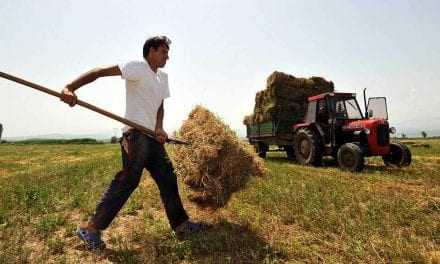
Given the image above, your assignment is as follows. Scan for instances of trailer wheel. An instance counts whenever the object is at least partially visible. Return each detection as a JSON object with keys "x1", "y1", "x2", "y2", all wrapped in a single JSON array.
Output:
[
  {"x1": 254, "y1": 142, "x2": 268, "y2": 159},
  {"x1": 382, "y1": 142, "x2": 412, "y2": 167},
  {"x1": 293, "y1": 128, "x2": 322, "y2": 166},
  {"x1": 285, "y1": 146, "x2": 295, "y2": 160},
  {"x1": 337, "y1": 143, "x2": 365, "y2": 172}
]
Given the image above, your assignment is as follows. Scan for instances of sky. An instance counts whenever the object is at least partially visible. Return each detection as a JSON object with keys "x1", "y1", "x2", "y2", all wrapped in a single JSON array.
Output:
[{"x1": 1, "y1": 0, "x2": 439, "y2": 139}]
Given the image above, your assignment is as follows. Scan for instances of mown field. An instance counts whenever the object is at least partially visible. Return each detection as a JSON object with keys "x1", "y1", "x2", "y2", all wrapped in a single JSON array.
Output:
[{"x1": 0, "y1": 139, "x2": 439, "y2": 263}]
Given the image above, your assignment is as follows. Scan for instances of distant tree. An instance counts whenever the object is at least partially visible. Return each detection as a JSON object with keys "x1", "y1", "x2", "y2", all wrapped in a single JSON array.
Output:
[
  {"x1": 401, "y1": 133, "x2": 407, "y2": 139},
  {"x1": 421, "y1": 131, "x2": 427, "y2": 138},
  {"x1": 110, "y1": 136, "x2": 118, "y2": 144},
  {"x1": 0, "y1": 123, "x2": 3, "y2": 141}
]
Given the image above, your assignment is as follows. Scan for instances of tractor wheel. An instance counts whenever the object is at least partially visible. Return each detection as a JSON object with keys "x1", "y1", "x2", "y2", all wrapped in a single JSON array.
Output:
[
  {"x1": 382, "y1": 142, "x2": 412, "y2": 167},
  {"x1": 293, "y1": 128, "x2": 322, "y2": 166},
  {"x1": 337, "y1": 143, "x2": 365, "y2": 172},
  {"x1": 285, "y1": 146, "x2": 295, "y2": 160},
  {"x1": 254, "y1": 142, "x2": 268, "y2": 159}
]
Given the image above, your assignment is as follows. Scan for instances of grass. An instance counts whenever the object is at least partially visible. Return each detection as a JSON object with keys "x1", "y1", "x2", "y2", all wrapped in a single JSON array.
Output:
[{"x1": 0, "y1": 139, "x2": 439, "y2": 263}]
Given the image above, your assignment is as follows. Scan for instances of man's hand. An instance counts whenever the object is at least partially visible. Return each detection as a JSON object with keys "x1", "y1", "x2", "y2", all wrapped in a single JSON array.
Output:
[
  {"x1": 60, "y1": 87, "x2": 78, "y2": 107},
  {"x1": 155, "y1": 128, "x2": 168, "y2": 145}
]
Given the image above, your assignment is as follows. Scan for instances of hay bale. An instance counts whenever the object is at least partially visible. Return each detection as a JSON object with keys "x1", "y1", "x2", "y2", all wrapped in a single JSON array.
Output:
[
  {"x1": 172, "y1": 106, "x2": 267, "y2": 209},
  {"x1": 245, "y1": 71, "x2": 334, "y2": 128},
  {"x1": 427, "y1": 251, "x2": 440, "y2": 264},
  {"x1": 243, "y1": 114, "x2": 254, "y2": 126}
]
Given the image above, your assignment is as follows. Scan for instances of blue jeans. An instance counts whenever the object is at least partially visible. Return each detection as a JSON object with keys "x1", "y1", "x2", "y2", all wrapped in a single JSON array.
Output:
[{"x1": 90, "y1": 129, "x2": 189, "y2": 230}]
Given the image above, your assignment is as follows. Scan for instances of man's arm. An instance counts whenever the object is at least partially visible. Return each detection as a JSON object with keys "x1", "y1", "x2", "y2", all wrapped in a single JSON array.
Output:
[
  {"x1": 155, "y1": 100, "x2": 168, "y2": 144},
  {"x1": 156, "y1": 101, "x2": 164, "y2": 130},
  {"x1": 61, "y1": 65, "x2": 121, "y2": 106}
]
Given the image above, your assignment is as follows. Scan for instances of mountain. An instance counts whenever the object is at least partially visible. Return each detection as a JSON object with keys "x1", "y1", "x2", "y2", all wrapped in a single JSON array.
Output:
[{"x1": 5, "y1": 132, "x2": 115, "y2": 141}]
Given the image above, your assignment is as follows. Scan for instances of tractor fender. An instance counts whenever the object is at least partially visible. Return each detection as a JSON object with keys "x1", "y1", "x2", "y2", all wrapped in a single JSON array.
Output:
[{"x1": 293, "y1": 123, "x2": 323, "y2": 139}]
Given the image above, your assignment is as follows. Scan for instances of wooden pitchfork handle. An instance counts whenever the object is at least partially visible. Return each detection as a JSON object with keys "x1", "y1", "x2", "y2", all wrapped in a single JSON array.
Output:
[{"x1": 0, "y1": 71, "x2": 189, "y2": 145}]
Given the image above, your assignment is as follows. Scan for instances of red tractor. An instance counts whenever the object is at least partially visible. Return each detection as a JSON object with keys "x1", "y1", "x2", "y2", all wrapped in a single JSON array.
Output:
[{"x1": 246, "y1": 89, "x2": 411, "y2": 172}]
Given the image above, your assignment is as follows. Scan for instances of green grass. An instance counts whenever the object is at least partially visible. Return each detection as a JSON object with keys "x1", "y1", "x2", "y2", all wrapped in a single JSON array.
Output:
[{"x1": 0, "y1": 140, "x2": 439, "y2": 263}]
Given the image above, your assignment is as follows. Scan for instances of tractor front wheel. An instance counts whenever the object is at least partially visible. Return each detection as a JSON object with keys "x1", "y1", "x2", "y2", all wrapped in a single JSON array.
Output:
[
  {"x1": 382, "y1": 142, "x2": 412, "y2": 167},
  {"x1": 337, "y1": 143, "x2": 365, "y2": 172}
]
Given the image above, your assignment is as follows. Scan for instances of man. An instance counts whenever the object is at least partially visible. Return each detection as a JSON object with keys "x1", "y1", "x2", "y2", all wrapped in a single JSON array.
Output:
[{"x1": 61, "y1": 36, "x2": 200, "y2": 250}]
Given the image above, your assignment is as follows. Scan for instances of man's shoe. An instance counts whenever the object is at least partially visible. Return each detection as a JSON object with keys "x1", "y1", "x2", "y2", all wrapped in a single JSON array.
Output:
[
  {"x1": 174, "y1": 220, "x2": 202, "y2": 240},
  {"x1": 76, "y1": 227, "x2": 106, "y2": 250}
]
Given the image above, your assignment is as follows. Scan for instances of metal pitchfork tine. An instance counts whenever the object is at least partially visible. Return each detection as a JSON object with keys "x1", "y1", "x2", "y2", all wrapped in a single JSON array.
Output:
[{"x1": 0, "y1": 71, "x2": 189, "y2": 145}]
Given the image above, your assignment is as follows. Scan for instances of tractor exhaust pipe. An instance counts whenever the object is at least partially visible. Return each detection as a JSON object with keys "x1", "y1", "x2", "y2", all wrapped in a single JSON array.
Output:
[{"x1": 363, "y1": 88, "x2": 368, "y2": 119}]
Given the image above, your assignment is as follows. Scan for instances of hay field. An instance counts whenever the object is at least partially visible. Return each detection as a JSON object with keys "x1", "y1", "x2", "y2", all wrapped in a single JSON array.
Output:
[{"x1": 0, "y1": 139, "x2": 439, "y2": 263}]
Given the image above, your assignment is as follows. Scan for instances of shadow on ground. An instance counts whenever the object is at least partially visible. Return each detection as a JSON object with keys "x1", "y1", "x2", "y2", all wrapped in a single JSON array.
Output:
[
  {"x1": 102, "y1": 219, "x2": 285, "y2": 263},
  {"x1": 266, "y1": 155, "x2": 405, "y2": 174}
]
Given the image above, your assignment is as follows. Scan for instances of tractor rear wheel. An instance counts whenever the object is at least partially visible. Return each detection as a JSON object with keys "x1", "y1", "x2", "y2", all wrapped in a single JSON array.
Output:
[
  {"x1": 337, "y1": 143, "x2": 365, "y2": 172},
  {"x1": 382, "y1": 142, "x2": 412, "y2": 167},
  {"x1": 293, "y1": 128, "x2": 322, "y2": 166}
]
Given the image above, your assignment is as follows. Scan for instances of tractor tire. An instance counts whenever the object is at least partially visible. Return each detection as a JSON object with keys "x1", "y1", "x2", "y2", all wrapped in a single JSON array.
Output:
[
  {"x1": 337, "y1": 143, "x2": 365, "y2": 172},
  {"x1": 293, "y1": 128, "x2": 322, "y2": 166},
  {"x1": 285, "y1": 146, "x2": 295, "y2": 160},
  {"x1": 254, "y1": 142, "x2": 268, "y2": 159},
  {"x1": 382, "y1": 142, "x2": 412, "y2": 167}
]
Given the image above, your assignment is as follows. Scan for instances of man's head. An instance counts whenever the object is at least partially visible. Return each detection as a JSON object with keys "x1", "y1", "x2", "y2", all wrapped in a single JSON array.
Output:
[{"x1": 143, "y1": 36, "x2": 171, "y2": 69}]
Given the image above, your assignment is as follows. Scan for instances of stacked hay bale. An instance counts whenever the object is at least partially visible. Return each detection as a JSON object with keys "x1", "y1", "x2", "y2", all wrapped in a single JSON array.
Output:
[
  {"x1": 244, "y1": 71, "x2": 334, "y2": 133},
  {"x1": 172, "y1": 106, "x2": 267, "y2": 209}
]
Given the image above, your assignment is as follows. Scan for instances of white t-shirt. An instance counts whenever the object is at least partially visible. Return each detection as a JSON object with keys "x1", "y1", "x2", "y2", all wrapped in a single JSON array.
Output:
[{"x1": 118, "y1": 60, "x2": 170, "y2": 132}]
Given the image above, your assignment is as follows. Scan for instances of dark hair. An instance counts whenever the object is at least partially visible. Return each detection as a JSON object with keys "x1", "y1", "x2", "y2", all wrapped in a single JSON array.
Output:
[{"x1": 142, "y1": 36, "x2": 171, "y2": 59}]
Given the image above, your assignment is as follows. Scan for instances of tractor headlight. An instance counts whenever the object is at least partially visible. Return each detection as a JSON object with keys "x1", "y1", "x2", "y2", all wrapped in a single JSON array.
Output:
[
  {"x1": 364, "y1": 128, "x2": 370, "y2": 135},
  {"x1": 389, "y1": 127, "x2": 396, "y2": 134}
]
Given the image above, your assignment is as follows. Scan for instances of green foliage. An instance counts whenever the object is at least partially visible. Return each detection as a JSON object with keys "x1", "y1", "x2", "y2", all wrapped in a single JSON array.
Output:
[
  {"x1": 36, "y1": 215, "x2": 65, "y2": 238},
  {"x1": 114, "y1": 239, "x2": 140, "y2": 264},
  {"x1": 0, "y1": 225, "x2": 31, "y2": 263},
  {"x1": 125, "y1": 197, "x2": 143, "y2": 215}
]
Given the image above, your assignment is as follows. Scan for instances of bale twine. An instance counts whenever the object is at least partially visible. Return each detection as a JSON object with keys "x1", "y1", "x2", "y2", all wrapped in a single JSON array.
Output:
[{"x1": 172, "y1": 106, "x2": 267, "y2": 209}]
